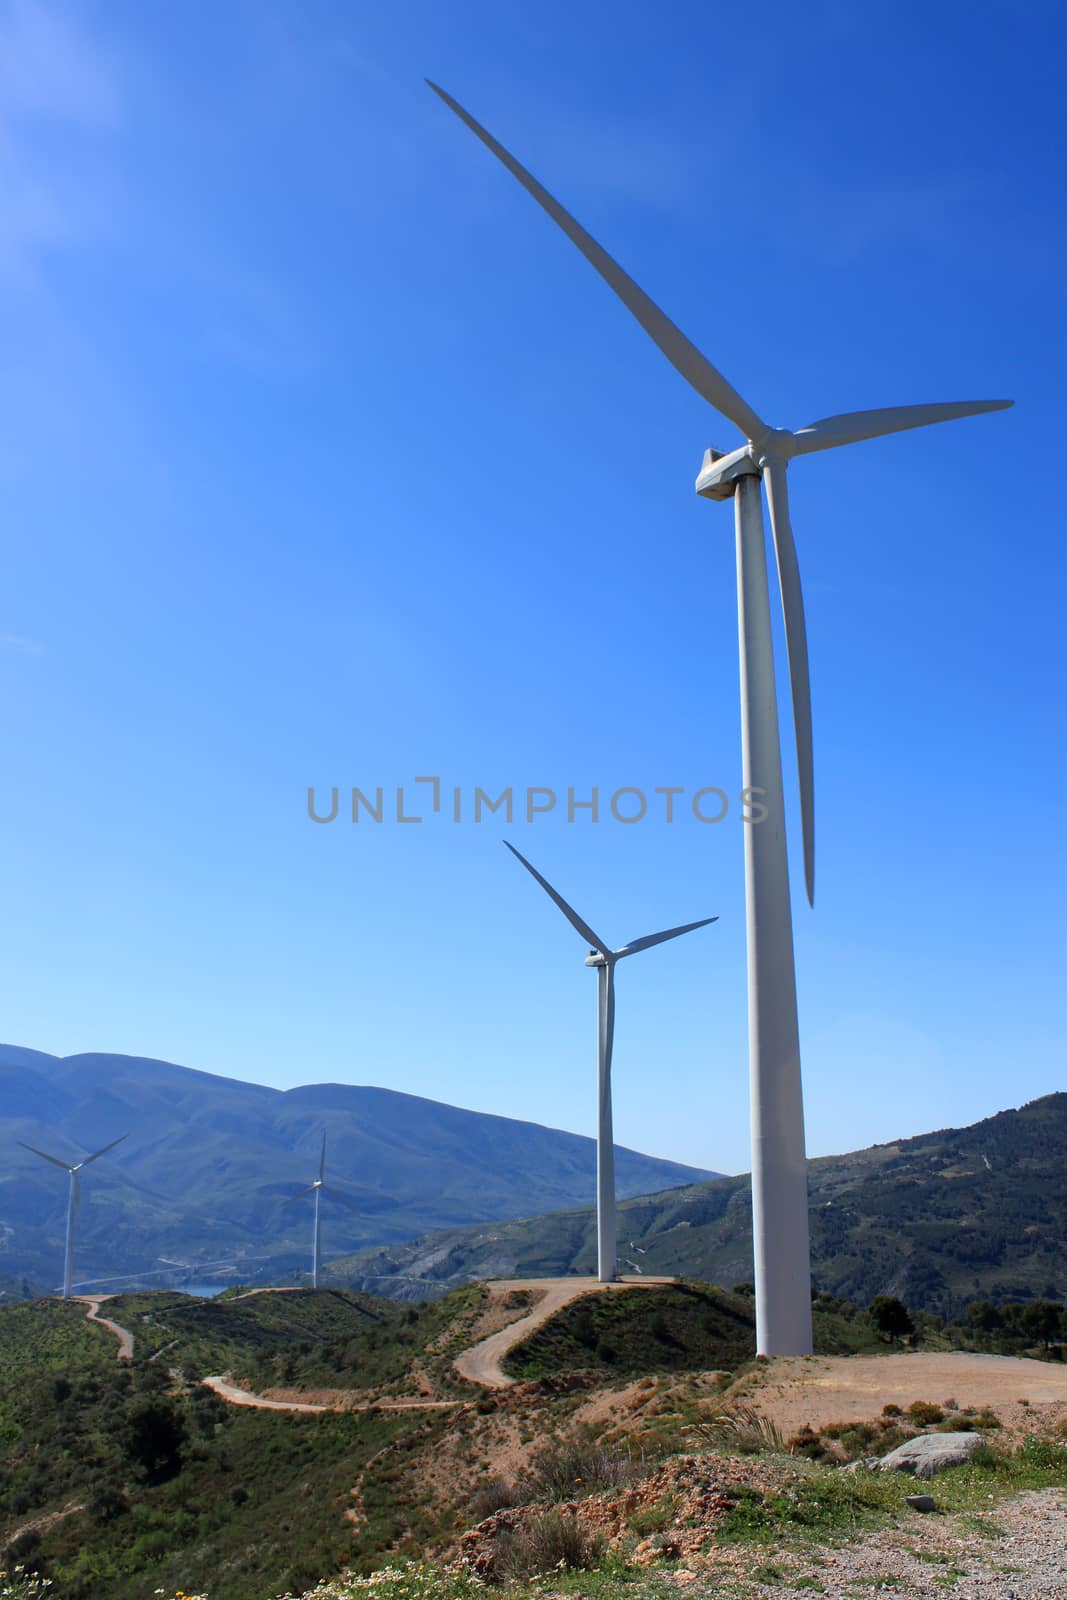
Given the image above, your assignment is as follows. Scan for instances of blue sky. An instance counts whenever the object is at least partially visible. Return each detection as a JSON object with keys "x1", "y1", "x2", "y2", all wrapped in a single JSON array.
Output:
[{"x1": 1, "y1": 0, "x2": 1064, "y2": 1174}]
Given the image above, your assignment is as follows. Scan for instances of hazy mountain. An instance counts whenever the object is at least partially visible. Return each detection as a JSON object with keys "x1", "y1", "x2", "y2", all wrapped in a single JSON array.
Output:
[
  {"x1": 332, "y1": 1093, "x2": 1067, "y2": 1316},
  {"x1": 0, "y1": 1044, "x2": 716, "y2": 1289}
]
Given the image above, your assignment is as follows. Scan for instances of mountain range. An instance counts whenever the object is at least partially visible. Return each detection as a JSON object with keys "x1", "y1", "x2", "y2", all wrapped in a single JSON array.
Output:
[
  {"x1": 0, "y1": 1043, "x2": 715, "y2": 1290},
  {"x1": 334, "y1": 1092, "x2": 1067, "y2": 1317}
]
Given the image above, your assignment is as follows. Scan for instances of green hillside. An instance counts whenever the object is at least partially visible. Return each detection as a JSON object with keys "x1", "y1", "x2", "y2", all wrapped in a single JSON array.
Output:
[
  {"x1": 335, "y1": 1093, "x2": 1067, "y2": 1317},
  {"x1": 0, "y1": 1286, "x2": 491, "y2": 1600}
]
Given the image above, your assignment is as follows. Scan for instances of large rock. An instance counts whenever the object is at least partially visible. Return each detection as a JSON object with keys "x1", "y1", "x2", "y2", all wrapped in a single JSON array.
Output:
[{"x1": 877, "y1": 1431, "x2": 983, "y2": 1479}]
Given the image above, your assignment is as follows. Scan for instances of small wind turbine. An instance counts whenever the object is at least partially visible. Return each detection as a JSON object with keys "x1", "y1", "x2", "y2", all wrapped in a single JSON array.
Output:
[
  {"x1": 287, "y1": 1134, "x2": 359, "y2": 1289},
  {"x1": 428, "y1": 83, "x2": 1013, "y2": 1355},
  {"x1": 17, "y1": 1134, "x2": 128, "y2": 1299},
  {"x1": 505, "y1": 840, "x2": 715, "y2": 1284}
]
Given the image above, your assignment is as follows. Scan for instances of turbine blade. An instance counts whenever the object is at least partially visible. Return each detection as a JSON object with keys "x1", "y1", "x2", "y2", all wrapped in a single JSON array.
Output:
[
  {"x1": 615, "y1": 915, "x2": 718, "y2": 958},
  {"x1": 504, "y1": 840, "x2": 610, "y2": 957},
  {"x1": 319, "y1": 1133, "x2": 326, "y2": 1184},
  {"x1": 789, "y1": 399, "x2": 1012, "y2": 456},
  {"x1": 427, "y1": 82, "x2": 767, "y2": 442},
  {"x1": 763, "y1": 458, "x2": 815, "y2": 907},
  {"x1": 322, "y1": 1186, "x2": 361, "y2": 1213},
  {"x1": 283, "y1": 1186, "x2": 317, "y2": 1205},
  {"x1": 17, "y1": 1140, "x2": 74, "y2": 1173},
  {"x1": 79, "y1": 1132, "x2": 129, "y2": 1168}
]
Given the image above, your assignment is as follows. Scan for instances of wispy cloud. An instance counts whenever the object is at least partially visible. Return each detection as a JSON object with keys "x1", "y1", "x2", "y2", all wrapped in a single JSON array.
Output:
[
  {"x1": 0, "y1": 630, "x2": 44, "y2": 656},
  {"x1": 0, "y1": 0, "x2": 120, "y2": 281},
  {"x1": 0, "y1": 0, "x2": 117, "y2": 124}
]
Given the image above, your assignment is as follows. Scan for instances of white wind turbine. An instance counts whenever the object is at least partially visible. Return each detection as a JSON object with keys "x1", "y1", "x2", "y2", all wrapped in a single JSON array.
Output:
[
  {"x1": 287, "y1": 1134, "x2": 359, "y2": 1289},
  {"x1": 429, "y1": 83, "x2": 1013, "y2": 1355},
  {"x1": 17, "y1": 1133, "x2": 128, "y2": 1299},
  {"x1": 506, "y1": 840, "x2": 716, "y2": 1284}
]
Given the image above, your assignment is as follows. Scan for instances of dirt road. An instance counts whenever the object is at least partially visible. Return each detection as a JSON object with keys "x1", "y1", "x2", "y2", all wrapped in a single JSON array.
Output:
[
  {"x1": 743, "y1": 1349, "x2": 1067, "y2": 1435},
  {"x1": 200, "y1": 1373, "x2": 461, "y2": 1413},
  {"x1": 202, "y1": 1375, "x2": 328, "y2": 1412},
  {"x1": 76, "y1": 1295, "x2": 134, "y2": 1361},
  {"x1": 453, "y1": 1275, "x2": 673, "y2": 1389}
]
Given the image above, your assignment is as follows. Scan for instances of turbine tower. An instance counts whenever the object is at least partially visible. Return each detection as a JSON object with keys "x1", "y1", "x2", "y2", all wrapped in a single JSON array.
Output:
[
  {"x1": 288, "y1": 1134, "x2": 359, "y2": 1289},
  {"x1": 17, "y1": 1134, "x2": 128, "y2": 1299},
  {"x1": 506, "y1": 840, "x2": 716, "y2": 1284},
  {"x1": 428, "y1": 83, "x2": 1013, "y2": 1354}
]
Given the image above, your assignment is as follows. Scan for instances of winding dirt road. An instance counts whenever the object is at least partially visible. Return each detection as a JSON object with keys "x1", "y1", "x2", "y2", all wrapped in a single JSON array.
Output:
[
  {"x1": 196, "y1": 1276, "x2": 673, "y2": 1411},
  {"x1": 76, "y1": 1294, "x2": 134, "y2": 1361},
  {"x1": 202, "y1": 1376, "x2": 328, "y2": 1412},
  {"x1": 453, "y1": 1275, "x2": 673, "y2": 1389},
  {"x1": 200, "y1": 1374, "x2": 461, "y2": 1413}
]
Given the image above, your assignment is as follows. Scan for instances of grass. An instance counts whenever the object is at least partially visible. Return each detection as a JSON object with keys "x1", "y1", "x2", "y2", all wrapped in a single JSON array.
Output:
[
  {"x1": 692, "y1": 1403, "x2": 789, "y2": 1455},
  {"x1": 699, "y1": 1435, "x2": 1067, "y2": 1551},
  {"x1": 289, "y1": 1559, "x2": 685, "y2": 1600}
]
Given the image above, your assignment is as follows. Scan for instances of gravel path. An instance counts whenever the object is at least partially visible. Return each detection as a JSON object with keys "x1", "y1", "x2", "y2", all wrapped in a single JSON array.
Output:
[{"x1": 690, "y1": 1487, "x2": 1067, "y2": 1598}]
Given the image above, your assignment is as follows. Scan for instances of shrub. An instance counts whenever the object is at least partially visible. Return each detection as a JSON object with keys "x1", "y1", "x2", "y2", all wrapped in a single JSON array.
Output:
[
  {"x1": 787, "y1": 1424, "x2": 829, "y2": 1461},
  {"x1": 471, "y1": 1477, "x2": 520, "y2": 1522},
  {"x1": 521, "y1": 1439, "x2": 641, "y2": 1501},
  {"x1": 88, "y1": 1481, "x2": 128, "y2": 1522},
  {"x1": 494, "y1": 1511, "x2": 604, "y2": 1581},
  {"x1": 906, "y1": 1401, "x2": 944, "y2": 1426},
  {"x1": 881, "y1": 1404, "x2": 902, "y2": 1418},
  {"x1": 835, "y1": 1422, "x2": 880, "y2": 1459},
  {"x1": 692, "y1": 1404, "x2": 788, "y2": 1455}
]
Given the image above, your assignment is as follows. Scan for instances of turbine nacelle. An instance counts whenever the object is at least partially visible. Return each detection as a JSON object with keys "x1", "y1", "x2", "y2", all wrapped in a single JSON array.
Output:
[{"x1": 695, "y1": 443, "x2": 761, "y2": 501}]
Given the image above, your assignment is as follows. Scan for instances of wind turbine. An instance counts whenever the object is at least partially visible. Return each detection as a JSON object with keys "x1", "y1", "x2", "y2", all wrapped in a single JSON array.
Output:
[
  {"x1": 287, "y1": 1134, "x2": 359, "y2": 1289},
  {"x1": 17, "y1": 1134, "x2": 128, "y2": 1299},
  {"x1": 505, "y1": 840, "x2": 716, "y2": 1284},
  {"x1": 427, "y1": 83, "x2": 1013, "y2": 1355}
]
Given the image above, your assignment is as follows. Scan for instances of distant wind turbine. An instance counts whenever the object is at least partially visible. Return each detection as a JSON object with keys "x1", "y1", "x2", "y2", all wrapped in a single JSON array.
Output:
[
  {"x1": 17, "y1": 1134, "x2": 128, "y2": 1299},
  {"x1": 287, "y1": 1134, "x2": 359, "y2": 1289},
  {"x1": 428, "y1": 82, "x2": 1013, "y2": 1355},
  {"x1": 505, "y1": 840, "x2": 715, "y2": 1284}
]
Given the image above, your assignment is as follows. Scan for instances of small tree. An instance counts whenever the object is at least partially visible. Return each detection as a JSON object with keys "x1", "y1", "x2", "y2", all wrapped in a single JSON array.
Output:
[
  {"x1": 967, "y1": 1300, "x2": 1003, "y2": 1336},
  {"x1": 123, "y1": 1396, "x2": 186, "y2": 1479},
  {"x1": 868, "y1": 1295, "x2": 914, "y2": 1345},
  {"x1": 1019, "y1": 1299, "x2": 1063, "y2": 1352}
]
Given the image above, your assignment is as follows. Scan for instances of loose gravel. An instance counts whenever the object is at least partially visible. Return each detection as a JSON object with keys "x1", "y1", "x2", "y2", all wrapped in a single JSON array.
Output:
[{"x1": 687, "y1": 1487, "x2": 1067, "y2": 1598}]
